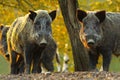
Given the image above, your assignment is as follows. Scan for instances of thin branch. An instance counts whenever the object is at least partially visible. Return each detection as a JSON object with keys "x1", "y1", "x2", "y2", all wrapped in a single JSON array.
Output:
[
  {"x1": 15, "y1": 0, "x2": 28, "y2": 12},
  {"x1": 23, "y1": 0, "x2": 36, "y2": 10},
  {"x1": 0, "y1": 2, "x2": 17, "y2": 9}
]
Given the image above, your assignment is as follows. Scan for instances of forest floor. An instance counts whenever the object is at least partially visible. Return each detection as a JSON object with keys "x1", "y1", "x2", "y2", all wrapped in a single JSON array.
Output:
[{"x1": 0, "y1": 72, "x2": 120, "y2": 80}]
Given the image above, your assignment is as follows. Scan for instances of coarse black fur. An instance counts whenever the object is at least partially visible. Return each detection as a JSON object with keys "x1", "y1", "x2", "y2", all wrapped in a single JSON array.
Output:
[
  {"x1": 77, "y1": 10, "x2": 120, "y2": 71},
  {"x1": 7, "y1": 10, "x2": 57, "y2": 74}
]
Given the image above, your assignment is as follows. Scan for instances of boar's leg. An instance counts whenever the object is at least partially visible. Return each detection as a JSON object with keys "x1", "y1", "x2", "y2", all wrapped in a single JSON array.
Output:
[
  {"x1": 10, "y1": 51, "x2": 18, "y2": 74},
  {"x1": 89, "y1": 51, "x2": 99, "y2": 71},
  {"x1": 42, "y1": 57, "x2": 54, "y2": 72},
  {"x1": 32, "y1": 47, "x2": 45, "y2": 73},
  {"x1": 32, "y1": 52, "x2": 41, "y2": 73},
  {"x1": 102, "y1": 51, "x2": 112, "y2": 71},
  {"x1": 18, "y1": 60, "x2": 24, "y2": 73},
  {"x1": 37, "y1": 61, "x2": 42, "y2": 73},
  {"x1": 24, "y1": 44, "x2": 33, "y2": 74},
  {"x1": 16, "y1": 55, "x2": 24, "y2": 74},
  {"x1": 42, "y1": 61, "x2": 54, "y2": 72}
]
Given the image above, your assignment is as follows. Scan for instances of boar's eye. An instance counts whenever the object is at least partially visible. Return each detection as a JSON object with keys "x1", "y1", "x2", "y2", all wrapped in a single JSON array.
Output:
[
  {"x1": 84, "y1": 24, "x2": 89, "y2": 29},
  {"x1": 83, "y1": 20, "x2": 87, "y2": 26},
  {"x1": 36, "y1": 25, "x2": 41, "y2": 30},
  {"x1": 34, "y1": 21, "x2": 40, "y2": 25},
  {"x1": 46, "y1": 21, "x2": 50, "y2": 26},
  {"x1": 34, "y1": 22, "x2": 41, "y2": 30}
]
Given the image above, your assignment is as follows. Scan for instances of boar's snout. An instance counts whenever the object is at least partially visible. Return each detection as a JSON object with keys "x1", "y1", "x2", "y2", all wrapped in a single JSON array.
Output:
[
  {"x1": 39, "y1": 38, "x2": 47, "y2": 47},
  {"x1": 87, "y1": 39, "x2": 95, "y2": 47}
]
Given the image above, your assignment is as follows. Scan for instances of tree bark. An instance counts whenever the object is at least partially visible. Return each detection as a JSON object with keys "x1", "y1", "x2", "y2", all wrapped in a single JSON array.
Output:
[{"x1": 58, "y1": 0, "x2": 89, "y2": 71}]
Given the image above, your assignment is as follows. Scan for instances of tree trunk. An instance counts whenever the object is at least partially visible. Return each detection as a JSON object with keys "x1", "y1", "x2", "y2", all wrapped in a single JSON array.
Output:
[{"x1": 58, "y1": 0, "x2": 89, "y2": 71}]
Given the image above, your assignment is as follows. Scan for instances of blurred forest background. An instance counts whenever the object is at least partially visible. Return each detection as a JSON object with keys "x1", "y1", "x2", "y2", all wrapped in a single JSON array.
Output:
[{"x1": 0, "y1": 0, "x2": 120, "y2": 74}]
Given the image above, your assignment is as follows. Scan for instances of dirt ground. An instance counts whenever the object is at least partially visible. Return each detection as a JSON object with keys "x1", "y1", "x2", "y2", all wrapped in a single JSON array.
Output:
[{"x1": 0, "y1": 72, "x2": 120, "y2": 80}]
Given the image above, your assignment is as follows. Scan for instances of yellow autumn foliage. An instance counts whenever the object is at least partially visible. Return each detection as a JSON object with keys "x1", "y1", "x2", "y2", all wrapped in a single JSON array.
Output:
[{"x1": 0, "y1": 0, "x2": 120, "y2": 72}]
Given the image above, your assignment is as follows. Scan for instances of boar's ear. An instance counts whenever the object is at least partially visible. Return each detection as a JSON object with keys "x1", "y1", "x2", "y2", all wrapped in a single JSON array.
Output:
[
  {"x1": 29, "y1": 10, "x2": 37, "y2": 21},
  {"x1": 95, "y1": 10, "x2": 106, "y2": 23},
  {"x1": 0, "y1": 25, "x2": 4, "y2": 30},
  {"x1": 77, "y1": 9, "x2": 87, "y2": 22},
  {"x1": 49, "y1": 10, "x2": 56, "y2": 21}
]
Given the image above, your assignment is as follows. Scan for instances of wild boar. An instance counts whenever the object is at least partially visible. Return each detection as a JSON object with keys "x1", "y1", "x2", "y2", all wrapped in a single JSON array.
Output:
[
  {"x1": 0, "y1": 25, "x2": 9, "y2": 60},
  {"x1": 77, "y1": 10, "x2": 120, "y2": 71},
  {"x1": 7, "y1": 10, "x2": 57, "y2": 74},
  {"x1": 0, "y1": 25, "x2": 25, "y2": 73}
]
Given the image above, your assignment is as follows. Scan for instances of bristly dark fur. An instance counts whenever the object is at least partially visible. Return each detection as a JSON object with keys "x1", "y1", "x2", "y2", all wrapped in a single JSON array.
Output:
[
  {"x1": 7, "y1": 10, "x2": 57, "y2": 74},
  {"x1": 77, "y1": 10, "x2": 120, "y2": 71},
  {"x1": 0, "y1": 25, "x2": 9, "y2": 60},
  {"x1": 0, "y1": 25, "x2": 25, "y2": 74}
]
